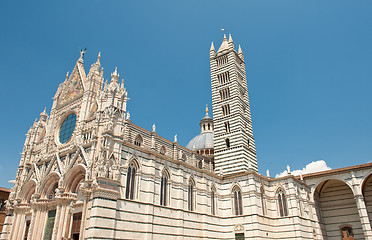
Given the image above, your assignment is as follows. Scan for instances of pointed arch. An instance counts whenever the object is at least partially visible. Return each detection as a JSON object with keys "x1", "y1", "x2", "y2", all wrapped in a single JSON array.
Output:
[
  {"x1": 160, "y1": 168, "x2": 170, "y2": 206},
  {"x1": 276, "y1": 188, "x2": 288, "y2": 217},
  {"x1": 126, "y1": 159, "x2": 139, "y2": 200},
  {"x1": 160, "y1": 145, "x2": 166, "y2": 155},
  {"x1": 232, "y1": 185, "x2": 243, "y2": 216},
  {"x1": 211, "y1": 184, "x2": 217, "y2": 215},
  {"x1": 134, "y1": 134, "x2": 143, "y2": 147},
  {"x1": 188, "y1": 176, "x2": 196, "y2": 211}
]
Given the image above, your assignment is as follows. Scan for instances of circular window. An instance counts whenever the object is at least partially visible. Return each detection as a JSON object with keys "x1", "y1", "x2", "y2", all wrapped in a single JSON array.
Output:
[{"x1": 59, "y1": 113, "x2": 77, "y2": 143}]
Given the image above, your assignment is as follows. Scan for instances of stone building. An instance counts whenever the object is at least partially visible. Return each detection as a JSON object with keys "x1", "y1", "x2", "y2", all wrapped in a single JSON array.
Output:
[
  {"x1": 0, "y1": 188, "x2": 10, "y2": 234},
  {"x1": 1, "y1": 35, "x2": 372, "y2": 240}
]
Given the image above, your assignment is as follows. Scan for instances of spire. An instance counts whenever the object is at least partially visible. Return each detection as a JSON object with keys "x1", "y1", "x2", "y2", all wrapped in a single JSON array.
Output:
[
  {"x1": 238, "y1": 45, "x2": 243, "y2": 54},
  {"x1": 217, "y1": 34, "x2": 229, "y2": 53},
  {"x1": 228, "y1": 33, "x2": 234, "y2": 49},
  {"x1": 121, "y1": 79, "x2": 124, "y2": 89},
  {"x1": 228, "y1": 33, "x2": 233, "y2": 43}
]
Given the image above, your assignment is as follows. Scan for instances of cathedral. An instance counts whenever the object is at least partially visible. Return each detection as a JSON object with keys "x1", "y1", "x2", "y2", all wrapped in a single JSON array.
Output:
[{"x1": 1, "y1": 35, "x2": 372, "y2": 240}]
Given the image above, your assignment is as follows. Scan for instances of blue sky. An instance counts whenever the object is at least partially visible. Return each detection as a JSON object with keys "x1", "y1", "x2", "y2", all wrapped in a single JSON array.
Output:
[{"x1": 0, "y1": 0, "x2": 371, "y2": 188}]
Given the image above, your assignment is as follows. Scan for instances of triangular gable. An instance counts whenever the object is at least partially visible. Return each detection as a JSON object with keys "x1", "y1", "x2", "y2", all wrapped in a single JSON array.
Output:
[{"x1": 59, "y1": 64, "x2": 85, "y2": 106}]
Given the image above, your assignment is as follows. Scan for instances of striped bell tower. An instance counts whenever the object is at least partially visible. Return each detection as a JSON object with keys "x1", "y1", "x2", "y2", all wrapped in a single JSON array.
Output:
[{"x1": 210, "y1": 34, "x2": 258, "y2": 175}]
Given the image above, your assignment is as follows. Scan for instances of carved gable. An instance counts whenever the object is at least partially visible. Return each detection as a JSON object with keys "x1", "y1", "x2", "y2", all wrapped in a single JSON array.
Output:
[{"x1": 59, "y1": 68, "x2": 84, "y2": 106}]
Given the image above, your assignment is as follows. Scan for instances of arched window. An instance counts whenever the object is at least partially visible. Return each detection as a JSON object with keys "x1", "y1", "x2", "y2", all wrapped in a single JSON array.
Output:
[
  {"x1": 260, "y1": 186, "x2": 266, "y2": 215},
  {"x1": 278, "y1": 190, "x2": 288, "y2": 217},
  {"x1": 134, "y1": 135, "x2": 143, "y2": 147},
  {"x1": 188, "y1": 179, "x2": 195, "y2": 211},
  {"x1": 126, "y1": 162, "x2": 137, "y2": 200},
  {"x1": 226, "y1": 138, "x2": 230, "y2": 148},
  {"x1": 233, "y1": 187, "x2": 243, "y2": 216},
  {"x1": 160, "y1": 171, "x2": 169, "y2": 206},
  {"x1": 211, "y1": 186, "x2": 216, "y2": 215},
  {"x1": 160, "y1": 146, "x2": 166, "y2": 155}
]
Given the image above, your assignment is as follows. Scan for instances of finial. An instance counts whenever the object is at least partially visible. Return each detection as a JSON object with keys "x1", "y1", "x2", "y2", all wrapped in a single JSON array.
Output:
[
  {"x1": 121, "y1": 79, "x2": 124, "y2": 89},
  {"x1": 266, "y1": 169, "x2": 270, "y2": 177},
  {"x1": 229, "y1": 33, "x2": 233, "y2": 43},
  {"x1": 111, "y1": 67, "x2": 119, "y2": 83},
  {"x1": 97, "y1": 52, "x2": 101, "y2": 63},
  {"x1": 205, "y1": 104, "x2": 209, "y2": 114},
  {"x1": 65, "y1": 71, "x2": 69, "y2": 81},
  {"x1": 210, "y1": 42, "x2": 215, "y2": 51},
  {"x1": 223, "y1": 34, "x2": 227, "y2": 40},
  {"x1": 40, "y1": 107, "x2": 47, "y2": 121}
]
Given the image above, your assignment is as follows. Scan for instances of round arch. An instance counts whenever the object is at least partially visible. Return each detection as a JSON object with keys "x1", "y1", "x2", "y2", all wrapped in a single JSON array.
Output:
[
  {"x1": 361, "y1": 173, "x2": 372, "y2": 228},
  {"x1": 64, "y1": 164, "x2": 86, "y2": 193},
  {"x1": 40, "y1": 172, "x2": 60, "y2": 199},
  {"x1": 314, "y1": 179, "x2": 363, "y2": 240},
  {"x1": 20, "y1": 180, "x2": 37, "y2": 203}
]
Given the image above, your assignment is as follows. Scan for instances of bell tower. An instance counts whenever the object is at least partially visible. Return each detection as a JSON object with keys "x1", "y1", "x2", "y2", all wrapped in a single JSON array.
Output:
[{"x1": 210, "y1": 34, "x2": 257, "y2": 175}]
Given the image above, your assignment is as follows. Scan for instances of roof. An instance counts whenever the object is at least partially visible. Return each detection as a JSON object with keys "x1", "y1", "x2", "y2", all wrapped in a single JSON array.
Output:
[{"x1": 186, "y1": 132, "x2": 214, "y2": 151}]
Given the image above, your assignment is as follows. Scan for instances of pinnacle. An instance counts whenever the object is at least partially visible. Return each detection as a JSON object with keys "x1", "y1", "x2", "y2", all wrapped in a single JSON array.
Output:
[
  {"x1": 97, "y1": 52, "x2": 101, "y2": 64},
  {"x1": 229, "y1": 34, "x2": 233, "y2": 43},
  {"x1": 210, "y1": 42, "x2": 215, "y2": 51},
  {"x1": 238, "y1": 45, "x2": 243, "y2": 54}
]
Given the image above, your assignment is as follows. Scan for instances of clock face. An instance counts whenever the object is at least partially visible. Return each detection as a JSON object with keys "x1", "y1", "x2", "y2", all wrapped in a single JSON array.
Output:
[{"x1": 59, "y1": 113, "x2": 77, "y2": 144}]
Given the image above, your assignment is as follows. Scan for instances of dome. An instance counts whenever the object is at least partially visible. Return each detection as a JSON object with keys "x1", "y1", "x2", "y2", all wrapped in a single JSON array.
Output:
[{"x1": 186, "y1": 132, "x2": 214, "y2": 151}]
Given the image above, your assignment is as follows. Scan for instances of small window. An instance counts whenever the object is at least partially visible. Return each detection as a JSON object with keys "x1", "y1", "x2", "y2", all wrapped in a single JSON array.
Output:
[
  {"x1": 188, "y1": 179, "x2": 195, "y2": 211},
  {"x1": 160, "y1": 146, "x2": 166, "y2": 155},
  {"x1": 160, "y1": 173, "x2": 168, "y2": 206},
  {"x1": 126, "y1": 162, "x2": 137, "y2": 200},
  {"x1": 235, "y1": 233, "x2": 244, "y2": 240},
  {"x1": 224, "y1": 122, "x2": 230, "y2": 133},
  {"x1": 182, "y1": 153, "x2": 187, "y2": 162},
  {"x1": 278, "y1": 190, "x2": 288, "y2": 217},
  {"x1": 226, "y1": 138, "x2": 230, "y2": 148},
  {"x1": 211, "y1": 187, "x2": 216, "y2": 215},
  {"x1": 233, "y1": 188, "x2": 243, "y2": 216},
  {"x1": 134, "y1": 135, "x2": 143, "y2": 147}
]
